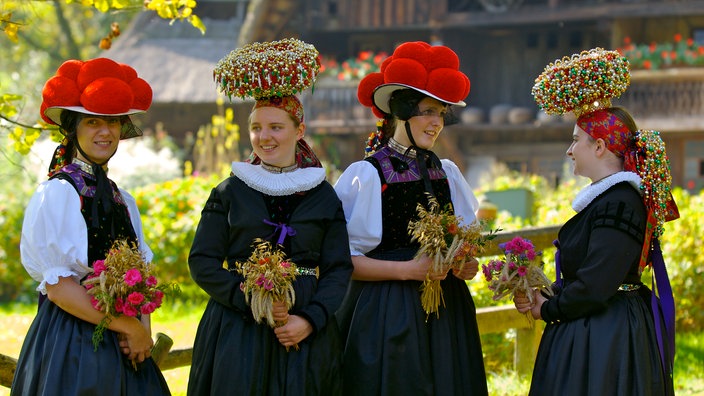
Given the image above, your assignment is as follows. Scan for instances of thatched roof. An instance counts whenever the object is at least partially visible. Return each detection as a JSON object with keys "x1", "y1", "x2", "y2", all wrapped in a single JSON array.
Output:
[{"x1": 105, "y1": 1, "x2": 247, "y2": 104}]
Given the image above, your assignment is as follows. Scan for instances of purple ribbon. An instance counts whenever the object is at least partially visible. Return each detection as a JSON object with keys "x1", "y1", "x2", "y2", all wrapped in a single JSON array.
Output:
[
  {"x1": 553, "y1": 239, "x2": 563, "y2": 287},
  {"x1": 650, "y1": 238, "x2": 675, "y2": 371},
  {"x1": 263, "y1": 219, "x2": 296, "y2": 245}
]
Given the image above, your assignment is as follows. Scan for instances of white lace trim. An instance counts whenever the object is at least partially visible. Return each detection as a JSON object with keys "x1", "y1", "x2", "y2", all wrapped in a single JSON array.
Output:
[
  {"x1": 572, "y1": 172, "x2": 641, "y2": 213},
  {"x1": 231, "y1": 162, "x2": 325, "y2": 196}
]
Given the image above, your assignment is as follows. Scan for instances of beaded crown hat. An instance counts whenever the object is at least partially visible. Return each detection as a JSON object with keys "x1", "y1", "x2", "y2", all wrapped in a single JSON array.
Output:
[
  {"x1": 533, "y1": 47, "x2": 678, "y2": 264},
  {"x1": 532, "y1": 48, "x2": 630, "y2": 117},
  {"x1": 213, "y1": 38, "x2": 320, "y2": 101},
  {"x1": 213, "y1": 38, "x2": 323, "y2": 168},
  {"x1": 40, "y1": 58, "x2": 153, "y2": 139}
]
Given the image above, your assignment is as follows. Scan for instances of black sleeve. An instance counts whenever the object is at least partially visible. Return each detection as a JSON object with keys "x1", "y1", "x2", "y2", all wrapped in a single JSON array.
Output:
[
  {"x1": 188, "y1": 185, "x2": 249, "y2": 312},
  {"x1": 297, "y1": 201, "x2": 353, "y2": 334},
  {"x1": 541, "y1": 199, "x2": 645, "y2": 323}
]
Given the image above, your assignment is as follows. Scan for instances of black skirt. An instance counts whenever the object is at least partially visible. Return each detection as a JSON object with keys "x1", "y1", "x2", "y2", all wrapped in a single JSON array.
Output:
[
  {"x1": 338, "y1": 249, "x2": 488, "y2": 396},
  {"x1": 529, "y1": 288, "x2": 674, "y2": 396},
  {"x1": 11, "y1": 300, "x2": 170, "y2": 396},
  {"x1": 187, "y1": 281, "x2": 344, "y2": 396}
]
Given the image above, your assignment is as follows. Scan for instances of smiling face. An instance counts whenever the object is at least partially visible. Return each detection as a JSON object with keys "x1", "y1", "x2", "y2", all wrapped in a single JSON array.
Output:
[
  {"x1": 74, "y1": 115, "x2": 122, "y2": 165},
  {"x1": 249, "y1": 106, "x2": 304, "y2": 168},
  {"x1": 393, "y1": 97, "x2": 447, "y2": 150}
]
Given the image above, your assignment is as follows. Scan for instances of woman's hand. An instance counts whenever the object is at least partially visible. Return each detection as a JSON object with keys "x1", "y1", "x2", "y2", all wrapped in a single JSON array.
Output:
[
  {"x1": 273, "y1": 315, "x2": 313, "y2": 347},
  {"x1": 452, "y1": 258, "x2": 479, "y2": 280},
  {"x1": 513, "y1": 291, "x2": 533, "y2": 313},
  {"x1": 514, "y1": 289, "x2": 546, "y2": 320},
  {"x1": 272, "y1": 301, "x2": 289, "y2": 323},
  {"x1": 405, "y1": 255, "x2": 448, "y2": 281},
  {"x1": 119, "y1": 320, "x2": 154, "y2": 362}
]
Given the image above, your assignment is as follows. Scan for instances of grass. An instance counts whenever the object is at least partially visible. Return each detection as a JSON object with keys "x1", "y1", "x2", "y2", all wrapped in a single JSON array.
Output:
[{"x1": 1, "y1": 302, "x2": 703, "y2": 396}]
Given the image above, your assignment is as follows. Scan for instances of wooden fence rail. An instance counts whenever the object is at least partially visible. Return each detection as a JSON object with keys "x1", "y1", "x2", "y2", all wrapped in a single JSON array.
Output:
[{"x1": 0, "y1": 225, "x2": 562, "y2": 388}]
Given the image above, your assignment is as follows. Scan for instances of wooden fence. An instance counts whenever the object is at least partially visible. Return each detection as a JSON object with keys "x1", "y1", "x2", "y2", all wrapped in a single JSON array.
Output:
[{"x1": 0, "y1": 225, "x2": 561, "y2": 389}]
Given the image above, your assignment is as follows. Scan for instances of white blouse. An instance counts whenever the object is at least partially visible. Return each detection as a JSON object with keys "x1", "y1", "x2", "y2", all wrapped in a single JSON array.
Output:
[
  {"x1": 20, "y1": 178, "x2": 152, "y2": 294},
  {"x1": 334, "y1": 159, "x2": 479, "y2": 257}
]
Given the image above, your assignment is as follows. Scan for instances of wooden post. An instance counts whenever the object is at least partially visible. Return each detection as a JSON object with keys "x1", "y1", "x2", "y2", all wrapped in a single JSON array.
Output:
[
  {"x1": 514, "y1": 320, "x2": 543, "y2": 376},
  {"x1": 0, "y1": 353, "x2": 17, "y2": 388}
]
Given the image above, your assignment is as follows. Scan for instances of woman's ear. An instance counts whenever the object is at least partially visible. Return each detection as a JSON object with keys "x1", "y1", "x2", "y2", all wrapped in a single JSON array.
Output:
[
  {"x1": 297, "y1": 122, "x2": 306, "y2": 140},
  {"x1": 593, "y1": 138, "x2": 608, "y2": 157}
]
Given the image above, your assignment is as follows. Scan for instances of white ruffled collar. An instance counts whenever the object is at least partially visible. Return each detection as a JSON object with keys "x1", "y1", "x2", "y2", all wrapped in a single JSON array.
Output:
[
  {"x1": 231, "y1": 162, "x2": 325, "y2": 196},
  {"x1": 572, "y1": 171, "x2": 641, "y2": 213}
]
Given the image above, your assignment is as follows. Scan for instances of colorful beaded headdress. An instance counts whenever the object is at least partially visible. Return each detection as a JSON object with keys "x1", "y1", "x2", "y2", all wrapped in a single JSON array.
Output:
[
  {"x1": 214, "y1": 38, "x2": 320, "y2": 101},
  {"x1": 214, "y1": 38, "x2": 323, "y2": 168},
  {"x1": 532, "y1": 48, "x2": 630, "y2": 118}
]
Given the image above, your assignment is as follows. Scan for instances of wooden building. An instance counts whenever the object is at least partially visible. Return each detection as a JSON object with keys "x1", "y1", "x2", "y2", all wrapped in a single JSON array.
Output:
[{"x1": 109, "y1": 0, "x2": 704, "y2": 190}]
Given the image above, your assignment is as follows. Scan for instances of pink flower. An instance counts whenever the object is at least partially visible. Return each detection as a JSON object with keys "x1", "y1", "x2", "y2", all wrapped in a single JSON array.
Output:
[
  {"x1": 517, "y1": 266, "x2": 528, "y2": 276},
  {"x1": 127, "y1": 291, "x2": 145, "y2": 306},
  {"x1": 92, "y1": 260, "x2": 106, "y2": 275},
  {"x1": 256, "y1": 274, "x2": 266, "y2": 286},
  {"x1": 145, "y1": 275, "x2": 158, "y2": 287},
  {"x1": 153, "y1": 290, "x2": 164, "y2": 305},
  {"x1": 124, "y1": 268, "x2": 143, "y2": 286},
  {"x1": 114, "y1": 298, "x2": 125, "y2": 313},
  {"x1": 140, "y1": 302, "x2": 158, "y2": 315},
  {"x1": 122, "y1": 304, "x2": 138, "y2": 317},
  {"x1": 264, "y1": 279, "x2": 274, "y2": 291},
  {"x1": 90, "y1": 296, "x2": 101, "y2": 310},
  {"x1": 281, "y1": 261, "x2": 291, "y2": 268}
]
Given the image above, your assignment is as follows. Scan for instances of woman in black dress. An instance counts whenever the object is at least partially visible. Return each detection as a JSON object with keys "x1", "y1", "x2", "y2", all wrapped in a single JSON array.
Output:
[
  {"x1": 187, "y1": 39, "x2": 353, "y2": 396},
  {"x1": 12, "y1": 58, "x2": 170, "y2": 395},
  {"x1": 515, "y1": 48, "x2": 677, "y2": 396},
  {"x1": 334, "y1": 41, "x2": 488, "y2": 396}
]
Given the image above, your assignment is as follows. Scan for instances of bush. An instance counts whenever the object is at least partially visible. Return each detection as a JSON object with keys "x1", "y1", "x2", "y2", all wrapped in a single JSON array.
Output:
[{"x1": 131, "y1": 174, "x2": 224, "y2": 304}]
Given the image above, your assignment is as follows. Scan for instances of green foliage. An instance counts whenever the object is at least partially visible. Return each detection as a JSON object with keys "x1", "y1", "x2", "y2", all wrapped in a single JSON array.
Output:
[
  {"x1": 673, "y1": 330, "x2": 704, "y2": 394},
  {"x1": 0, "y1": 141, "x2": 38, "y2": 302},
  {"x1": 660, "y1": 188, "x2": 704, "y2": 331},
  {"x1": 130, "y1": 174, "x2": 224, "y2": 304}
]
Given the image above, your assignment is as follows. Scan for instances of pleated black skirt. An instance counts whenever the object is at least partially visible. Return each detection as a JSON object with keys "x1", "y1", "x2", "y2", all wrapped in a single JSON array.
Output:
[
  {"x1": 187, "y1": 294, "x2": 344, "y2": 395},
  {"x1": 339, "y1": 249, "x2": 488, "y2": 396},
  {"x1": 11, "y1": 300, "x2": 170, "y2": 396},
  {"x1": 529, "y1": 289, "x2": 674, "y2": 396}
]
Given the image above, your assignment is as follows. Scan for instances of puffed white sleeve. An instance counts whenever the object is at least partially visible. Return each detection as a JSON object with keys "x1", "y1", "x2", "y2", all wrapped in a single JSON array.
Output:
[
  {"x1": 442, "y1": 159, "x2": 479, "y2": 226},
  {"x1": 333, "y1": 160, "x2": 383, "y2": 256},
  {"x1": 20, "y1": 179, "x2": 91, "y2": 294},
  {"x1": 120, "y1": 188, "x2": 153, "y2": 264}
]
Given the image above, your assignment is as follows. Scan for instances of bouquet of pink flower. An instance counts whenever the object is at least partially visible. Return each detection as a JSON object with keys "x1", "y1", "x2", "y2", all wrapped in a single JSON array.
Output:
[
  {"x1": 82, "y1": 239, "x2": 174, "y2": 352},
  {"x1": 235, "y1": 239, "x2": 299, "y2": 328},
  {"x1": 408, "y1": 197, "x2": 496, "y2": 319},
  {"x1": 482, "y1": 236, "x2": 553, "y2": 306}
]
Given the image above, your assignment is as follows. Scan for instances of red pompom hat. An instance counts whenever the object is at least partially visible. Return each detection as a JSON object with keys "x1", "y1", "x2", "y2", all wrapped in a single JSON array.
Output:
[
  {"x1": 357, "y1": 41, "x2": 470, "y2": 118},
  {"x1": 40, "y1": 58, "x2": 153, "y2": 139}
]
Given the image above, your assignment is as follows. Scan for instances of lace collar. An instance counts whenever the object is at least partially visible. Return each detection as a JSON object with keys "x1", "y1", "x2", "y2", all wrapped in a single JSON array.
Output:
[
  {"x1": 231, "y1": 162, "x2": 325, "y2": 196},
  {"x1": 572, "y1": 171, "x2": 641, "y2": 213}
]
